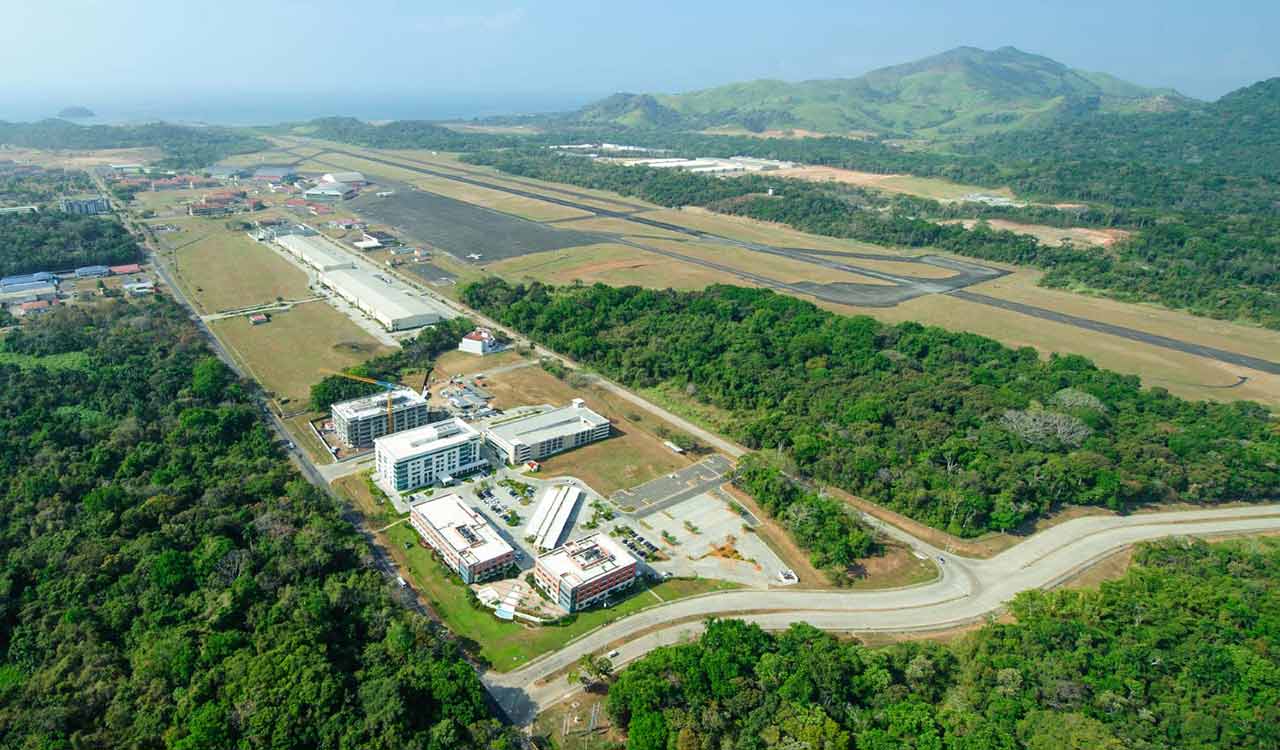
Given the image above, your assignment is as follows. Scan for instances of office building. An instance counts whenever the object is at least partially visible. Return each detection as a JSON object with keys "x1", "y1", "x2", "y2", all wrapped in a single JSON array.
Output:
[
  {"x1": 375, "y1": 418, "x2": 486, "y2": 492},
  {"x1": 410, "y1": 493, "x2": 514, "y2": 583},
  {"x1": 485, "y1": 399, "x2": 611, "y2": 464},
  {"x1": 332, "y1": 389, "x2": 433, "y2": 449},
  {"x1": 534, "y1": 533, "x2": 637, "y2": 612}
]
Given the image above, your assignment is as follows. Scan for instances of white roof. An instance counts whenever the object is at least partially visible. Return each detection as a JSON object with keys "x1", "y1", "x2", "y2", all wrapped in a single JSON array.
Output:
[
  {"x1": 538, "y1": 533, "x2": 636, "y2": 589},
  {"x1": 276, "y1": 233, "x2": 354, "y2": 271},
  {"x1": 486, "y1": 401, "x2": 609, "y2": 449},
  {"x1": 332, "y1": 389, "x2": 426, "y2": 420},
  {"x1": 411, "y1": 493, "x2": 513, "y2": 566},
  {"x1": 375, "y1": 417, "x2": 478, "y2": 461},
  {"x1": 319, "y1": 267, "x2": 451, "y2": 326},
  {"x1": 323, "y1": 171, "x2": 365, "y2": 183},
  {"x1": 527, "y1": 485, "x2": 582, "y2": 551},
  {"x1": 305, "y1": 182, "x2": 351, "y2": 195}
]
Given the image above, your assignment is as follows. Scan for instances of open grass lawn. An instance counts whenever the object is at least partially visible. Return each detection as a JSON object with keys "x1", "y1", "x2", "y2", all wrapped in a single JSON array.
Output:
[
  {"x1": 532, "y1": 691, "x2": 620, "y2": 750},
  {"x1": 209, "y1": 303, "x2": 393, "y2": 405},
  {"x1": 334, "y1": 473, "x2": 404, "y2": 527},
  {"x1": 375, "y1": 520, "x2": 737, "y2": 671},
  {"x1": 285, "y1": 413, "x2": 334, "y2": 465},
  {"x1": 169, "y1": 226, "x2": 310, "y2": 314},
  {"x1": 771, "y1": 165, "x2": 1015, "y2": 201}
]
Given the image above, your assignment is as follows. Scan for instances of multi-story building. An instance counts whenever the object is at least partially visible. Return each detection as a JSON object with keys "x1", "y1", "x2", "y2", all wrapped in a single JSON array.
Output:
[
  {"x1": 374, "y1": 418, "x2": 487, "y2": 493},
  {"x1": 534, "y1": 533, "x2": 638, "y2": 612},
  {"x1": 484, "y1": 399, "x2": 611, "y2": 465},
  {"x1": 458, "y1": 327, "x2": 503, "y2": 355},
  {"x1": 410, "y1": 493, "x2": 514, "y2": 583},
  {"x1": 331, "y1": 389, "x2": 433, "y2": 448}
]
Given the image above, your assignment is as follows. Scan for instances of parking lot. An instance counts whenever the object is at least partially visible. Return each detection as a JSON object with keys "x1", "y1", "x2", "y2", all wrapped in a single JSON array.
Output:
[{"x1": 612, "y1": 454, "x2": 734, "y2": 515}]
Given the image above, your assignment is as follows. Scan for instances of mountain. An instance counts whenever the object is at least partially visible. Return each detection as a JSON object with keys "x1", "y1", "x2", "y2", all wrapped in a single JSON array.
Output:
[
  {"x1": 563, "y1": 46, "x2": 1194, "y2": 136},
  {"x1": 56, "y1": 105, "x2": 94, "y2": 119}
]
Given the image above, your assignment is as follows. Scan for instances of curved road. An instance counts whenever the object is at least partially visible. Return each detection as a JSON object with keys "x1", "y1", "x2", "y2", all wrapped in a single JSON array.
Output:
[{"x1": 485, "y1": 504, "x2": 1280, "y2": 724}]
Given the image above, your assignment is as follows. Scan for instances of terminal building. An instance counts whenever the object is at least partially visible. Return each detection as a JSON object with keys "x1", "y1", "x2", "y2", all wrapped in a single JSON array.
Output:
[
  {"x1": 331, "y1": 389, "x2": 433, "y2": 448},
  {"x1": 484, "y1": 399, "x2": 611, "y2": 464},
  {"x1": 533, "y1": 533, "x2": 638, "y2": 612},
  {"x1": 409, "y1": 493, "x2": 514, "y2": 583},
  {"x1": 374, "y1": 418, "x2": 487, "y2": 492}
]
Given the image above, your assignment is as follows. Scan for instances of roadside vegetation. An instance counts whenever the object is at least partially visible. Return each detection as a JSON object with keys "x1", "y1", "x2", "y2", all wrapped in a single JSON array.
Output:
[
  {"x1": 464, "y1": 279, "x2": 1279, "y2": 538},
  {"x1": 0, "y1": 163, "x2": 95, "y2": 207},
  {"x1": 0, "y1": 300, "x2": 516, "y2": 748},
  {"x1": 604, "y1": 537, "x2": 1280, "y2": 750}
]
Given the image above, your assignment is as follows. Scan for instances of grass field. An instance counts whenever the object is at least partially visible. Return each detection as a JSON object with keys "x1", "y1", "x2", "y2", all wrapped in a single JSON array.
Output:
[
  {"x1": 164, "y1": 224, "x2": 310, "y2": 314},
  {"x1": 771, "y1": 164, "x2": 1016, "y2": 201},
  {"x1": 943, "y1": 218, "x2": 1130, "y2": 247},
  {"x1": 292, "y1": 142, "x2": 1280, "y2": 409},
  {"x1": 209, "y1": 303, "x2": 393, "y2": 404}
]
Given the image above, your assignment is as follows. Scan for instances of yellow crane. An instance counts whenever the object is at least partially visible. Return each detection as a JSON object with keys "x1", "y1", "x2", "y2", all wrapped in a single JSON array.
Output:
[{"x1": 322, "y1": 370, "x2": 403, "y2": 434}]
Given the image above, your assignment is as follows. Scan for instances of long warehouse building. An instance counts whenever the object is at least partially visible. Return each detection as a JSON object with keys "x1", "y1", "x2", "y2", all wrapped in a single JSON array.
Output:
[
  {"x1": 275, "y1": 233, "x2": 354, "y2": 272},
  {"x1": 318, "y1": 267, "x2": 452, "y2": 331},
  {"x1": 526, "y1": 485, "x2": 583, "y2": 551}
]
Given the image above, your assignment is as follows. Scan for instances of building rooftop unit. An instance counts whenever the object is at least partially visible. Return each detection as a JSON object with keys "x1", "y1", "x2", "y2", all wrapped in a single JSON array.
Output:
[
  {"x1": 538, "y1": 533, "x2": 636, "y2": 590},
  {"x1": 486, "y1": 399, "x2": 610, "y2": 449},
  {"x1": 332, "y1": 389, "x2": 428, "y2": 422},
  {"x1": 276, "y1": 233, "x2": 356, "y2": 272},
  {"x1": 375, "y1": 417, "x2": 479, "y2": 461},
  {"x1": 527, "y1": 485, "x2": 583, "y2": 551},
  {"x1": 410, "y1": 493, "x2": 513, "y2": 569}
]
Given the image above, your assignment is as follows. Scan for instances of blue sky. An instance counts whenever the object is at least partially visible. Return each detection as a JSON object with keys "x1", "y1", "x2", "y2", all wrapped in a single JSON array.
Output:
[{"x1": 3, "y1": 0, "x2": 1277, "y2": 115}]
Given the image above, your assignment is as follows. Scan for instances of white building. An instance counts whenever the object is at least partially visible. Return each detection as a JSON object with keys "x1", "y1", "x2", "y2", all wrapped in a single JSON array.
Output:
[
  {"x1": 331, "y1": 389, "x2": 433, "y2": 448},
  {"x1": 304, "y1": 182, "x2": 356, "y2": 202},
  {"x1": 322, "y1": 171, "x2": 367, "y2": 186},
  {"x1": 318, "y1": 267, "x2": 450, "y2": 331},
  {"x1": 275, "y1": 233, "x2": 355, "y2": 272},
  {"x1": 458, "y1": 328, "x2": 502, "y2": 356},
  {"x1": 534, "y1": 533, "x2": 638, "y2": 612},
  {"x1": 527, "y1": 485, "x2": 583, "y2": 551},
  {"x1": 410, "y1": 493, "x2": 514, "y2": 583},
  {"x1": 485, "y1": 399, "x2": 611, "y2": 464},
  {"x1": 375, "y1": 418, "x2": 486, "y2": 493}
]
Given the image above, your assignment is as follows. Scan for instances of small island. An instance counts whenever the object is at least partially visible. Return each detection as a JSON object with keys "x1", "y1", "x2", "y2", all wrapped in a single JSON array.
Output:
[{"x1": 57, "y1": 106, "x2": 95, "y2": 119}]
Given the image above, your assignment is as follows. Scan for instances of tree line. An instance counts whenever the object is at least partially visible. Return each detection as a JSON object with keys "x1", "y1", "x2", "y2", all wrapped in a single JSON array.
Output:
[
  {"x1": 605, "y1": 537, "x2": 1280, "y2": 750},
  {"x1": 0, "y1": 119, "x2": 268, "y2": 170},
  {"x1": 0, "y1": 164, "x2": 95, "y2": 207},
  {"x1": 463, "y1": 150, "x2": 1280, "y2": 329},
  {"x1": 0, "y1": 212, "x2": 141, "y2": 276},
  {"x1": 463, "y1": 279, "x2": 1279, "y2": 538},
  {"x1": 0, "y1": 300, "x2": 516, "y2": 748}
]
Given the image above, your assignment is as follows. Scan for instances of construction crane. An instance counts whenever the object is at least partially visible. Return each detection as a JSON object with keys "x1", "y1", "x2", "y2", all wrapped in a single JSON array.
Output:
[{"x1": 322, "y1": 369, "x2": 403, "y2": 434}]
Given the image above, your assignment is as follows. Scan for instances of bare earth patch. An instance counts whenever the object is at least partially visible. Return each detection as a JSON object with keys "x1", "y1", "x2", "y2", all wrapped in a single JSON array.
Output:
[{"x1": 944, "y1": 218, "x2": 1131, "y2": 247}]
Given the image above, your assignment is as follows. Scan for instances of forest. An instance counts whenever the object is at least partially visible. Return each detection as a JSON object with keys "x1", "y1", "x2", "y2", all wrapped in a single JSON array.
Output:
[
  {"x1": 0, "y1": 300, "x2": 515, "y2": 748},
  {"x1": 0, "y1": 212, "x2": 141, "y2": 276},
  {"x1": 0, "y1": 119, "x2": 268, "y2": 170},
  {"x1": 279, "y1": 117, "x2": 522, "y2": 152},
  {"x1": 463, "y1": 279, "x2": 1280, "y2": 538},
  {"x1": 464, "y1": 150, "x2": 1280, "y2": 329},
  {"x1": 605, "y1": 537, "x2": 1280, "y2": 750},
  {"x1": 0, "y1": 164, "x2": 95, "y2": 207}
]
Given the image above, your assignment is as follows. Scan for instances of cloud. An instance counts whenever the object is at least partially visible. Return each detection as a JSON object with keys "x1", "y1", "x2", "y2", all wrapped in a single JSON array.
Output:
[{"x1": 418, "y1": 8, "x2": 526, "y2": 34}]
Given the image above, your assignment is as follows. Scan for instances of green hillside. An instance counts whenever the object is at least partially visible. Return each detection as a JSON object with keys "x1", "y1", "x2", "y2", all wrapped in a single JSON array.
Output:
[{"x1": 566, "y1": 46, "x2": 1193, "y2": 136}]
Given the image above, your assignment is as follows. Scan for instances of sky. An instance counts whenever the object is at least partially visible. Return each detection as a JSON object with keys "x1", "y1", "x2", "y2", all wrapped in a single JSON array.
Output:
[{"x1": 2, "y1": 0, "x2": 1277, "y2": 122}]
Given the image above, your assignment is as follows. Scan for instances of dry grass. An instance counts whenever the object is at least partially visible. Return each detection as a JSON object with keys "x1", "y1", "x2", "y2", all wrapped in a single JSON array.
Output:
[
  {"x1": 0, "y1": 146, "x2": 162, "y2": 168},
  {"x1": 771, "y1": 165, "x2": 1015, "y2": 200},
  {"x1": 209, "y1": 303, "x2": 394, "y2": 405},
  {"x1": 943, "y1": 218, "x2": 1131, "y2": 247},
  {"x1": 431, "y1": 349, "x2": 526, "y2": 379},
  {"x1": 651, "y1": 238, "x2": 897, "y2": 286},
  {"x1": 285, "y1": 413, "x2": 334, "y2": 466},
  {"x1": 847, "y1": 544, "x2": 939, "y2": 590},
  {"x1": 488, "y1": 243, "x2": 761, "y2": 291},
  {"x1": 166, "y1": 225, "x2": 310, "y2": 314}
]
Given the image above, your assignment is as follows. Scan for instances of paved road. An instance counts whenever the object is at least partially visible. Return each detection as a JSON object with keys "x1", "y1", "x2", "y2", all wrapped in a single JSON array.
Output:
[{"x1": 485, "y1": 503, "x2": 1280, "y2": 724}]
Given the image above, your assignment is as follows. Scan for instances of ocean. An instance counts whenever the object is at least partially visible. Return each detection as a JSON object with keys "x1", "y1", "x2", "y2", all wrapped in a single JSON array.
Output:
[{"x1": 0, "y1": 91, "x2": 601, "y2": 126}]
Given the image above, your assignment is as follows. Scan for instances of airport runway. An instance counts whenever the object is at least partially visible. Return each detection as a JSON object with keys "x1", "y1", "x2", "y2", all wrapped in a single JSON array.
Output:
[{"x1": 295, "y1": 142, "x2": 1280, "y2": 376}]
